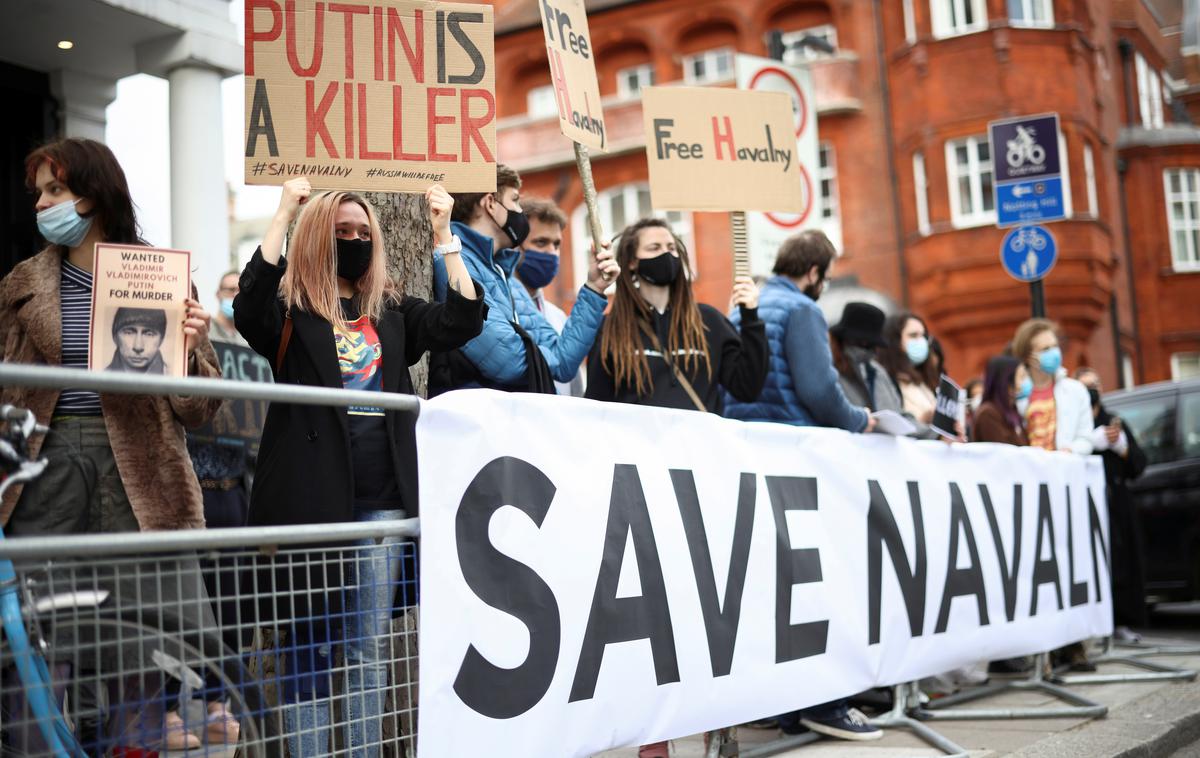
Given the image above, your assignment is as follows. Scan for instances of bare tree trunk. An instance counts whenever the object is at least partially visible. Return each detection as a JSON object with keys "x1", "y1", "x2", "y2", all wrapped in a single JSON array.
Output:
[{"x1": 364, "y1": 192, "x2": 433, "y2": 397}]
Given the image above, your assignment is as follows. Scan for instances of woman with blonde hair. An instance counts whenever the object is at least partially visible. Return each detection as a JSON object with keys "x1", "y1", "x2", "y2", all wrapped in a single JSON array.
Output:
[{"x1": 234, "y1": 177, "x2": 482, "y2": 756}]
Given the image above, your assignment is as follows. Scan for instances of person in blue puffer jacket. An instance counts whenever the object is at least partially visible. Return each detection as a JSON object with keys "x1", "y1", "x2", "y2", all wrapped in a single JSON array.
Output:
[
  {"x1": 430, "y1": 164, "x2": 618, "y2": 393},
  {"x1": 723, "y1": 229, "x2": 882, "y2": 743}
]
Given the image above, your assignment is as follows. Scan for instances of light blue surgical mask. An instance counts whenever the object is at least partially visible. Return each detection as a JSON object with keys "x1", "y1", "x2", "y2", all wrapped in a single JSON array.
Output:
[
  {"x1": 1016, "y1": 376, "x2": 1033, "y2": 400},
  {"x1": 905, "y1": 336, "x2": 929, "y2": 366},
  {"x1": 1037, "y1": 346, "x2": 1062, "y2": 376},
  {"x1": 219, "y1": 298, "x2": 235, "y2": 320},
  {"x1": 36, "y1": 198, "x2": 93, "y2": 248}
]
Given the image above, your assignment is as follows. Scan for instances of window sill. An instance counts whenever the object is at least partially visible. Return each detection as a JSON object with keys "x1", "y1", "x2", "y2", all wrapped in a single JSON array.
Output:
[
  {"x1": 931, "y1": 25, "x2": 988, "y2": 41},
  {"x1": 949, "y1": 215, "x2": 999, "y2": 230},
  {"x1": 1168, "y1": 263, "x2": 1200, "y2": 275}
]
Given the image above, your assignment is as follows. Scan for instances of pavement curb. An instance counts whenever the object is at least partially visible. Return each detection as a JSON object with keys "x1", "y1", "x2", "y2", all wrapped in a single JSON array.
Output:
[{"x1": 1008, "y1": 675, "x2": 1200, "y2": 757}]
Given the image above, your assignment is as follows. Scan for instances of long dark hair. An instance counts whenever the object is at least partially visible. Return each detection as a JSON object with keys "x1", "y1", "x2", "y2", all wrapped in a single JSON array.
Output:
[
  {"x1": 25, "y1": 138, "x2": 144, "y2": 245},
  {"x1": 598, "y1": 217, "x2": 710, "y2": 396},
  {"x1": 981, "y1": 355, "x2": 1023, "y2": 432},
  {"x1": 880, "y1": 311, "x2": 938, "y2": 388},
  {"x1": 829, "y1": 331, "x2": 870, "y2": 405}
]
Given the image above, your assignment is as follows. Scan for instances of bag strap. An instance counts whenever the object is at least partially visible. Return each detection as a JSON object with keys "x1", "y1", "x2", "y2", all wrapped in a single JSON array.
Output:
[
  {"x1": 276, "y1": 314, "x2": 293, "y2": 371},
  {"x1": 636, "y1": 319, "x2": 707, "y2": 413}
]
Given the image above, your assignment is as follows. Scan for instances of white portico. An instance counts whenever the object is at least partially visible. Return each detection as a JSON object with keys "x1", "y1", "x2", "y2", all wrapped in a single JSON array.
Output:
[{"x1": 0, "y1": 0, "x2": 240, "y2": 306}]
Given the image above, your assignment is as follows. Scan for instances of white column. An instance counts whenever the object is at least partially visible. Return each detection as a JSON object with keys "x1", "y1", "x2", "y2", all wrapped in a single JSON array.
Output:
[
  {"x1": 168, "y1": 65, "x2": 229, "y2": 314},
  {"x1": 50, "y1": 70, "x2": 117, "y2": 141}
]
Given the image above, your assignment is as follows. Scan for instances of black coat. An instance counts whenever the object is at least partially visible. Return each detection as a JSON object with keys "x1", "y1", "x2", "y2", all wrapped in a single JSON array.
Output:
[
  {"x1": 1096, "y1": 406, "x2": 1149, "y2": 627},
  {"x1": 234, "y1": 248, "x2": 485, "y2": 526}
]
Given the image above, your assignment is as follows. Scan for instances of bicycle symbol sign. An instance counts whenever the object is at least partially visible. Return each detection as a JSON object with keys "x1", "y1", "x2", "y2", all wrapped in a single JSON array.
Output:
[
  {"x1": 1005, "y1": 125, "x2": 1046, "y2": 169},
  {"x1": 990, "y1": 114, "x2": 1064, "y2": 226},
  {"x1": 1000, "y1": 225, "x2": 1057, "y2": 282}
]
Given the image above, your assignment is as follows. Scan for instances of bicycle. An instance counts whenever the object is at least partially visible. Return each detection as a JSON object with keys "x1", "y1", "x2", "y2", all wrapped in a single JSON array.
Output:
[
  {"x1": 0, "y1": 405, "x2": 272, "y2": 757},
  {"x1": 1005, "y1": 125, "x2": 1046, "y2": 168}
]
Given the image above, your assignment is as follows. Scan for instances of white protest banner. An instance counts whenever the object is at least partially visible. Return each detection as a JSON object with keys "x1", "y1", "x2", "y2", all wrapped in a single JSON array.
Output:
[
  {"x1": 417, "y1": 392, "x2": 1111, "y2": 757},
  {"x1": 538, "y1": 0, "x2": 606, "y2": 152},
  {"x1": 641, "y1": 86, "x2": 805, "y2": 213},
  {"x1": 735, "y1": 54, "x2": 821, "y2": 274},
  {"x1": 89, "y1": 244, "x2": 191, "y2": 378},
  {"x1": 244, "y1": 0, "x2": 496, "y2": 192}
]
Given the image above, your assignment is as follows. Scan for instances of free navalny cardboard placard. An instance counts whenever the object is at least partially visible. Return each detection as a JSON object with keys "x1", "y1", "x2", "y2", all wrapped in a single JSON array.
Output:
[
  {"x1": 89, "y1": 244, "x2": 191, "y2": 379},
  {"x1": 641, "y1": 86, "x2": 805, "y2": 213},
  {"x1": 244, "y1": 0, "x2": 497, "y2": 193},
  {"x1": 537, "y1": 0, "x2": 606, "y2": 152}
]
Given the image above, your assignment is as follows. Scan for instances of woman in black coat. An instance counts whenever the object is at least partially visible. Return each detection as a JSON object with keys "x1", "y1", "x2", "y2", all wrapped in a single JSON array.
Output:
[{"x1": 234, "y1": 177, "x2": 483, "y2": 756}]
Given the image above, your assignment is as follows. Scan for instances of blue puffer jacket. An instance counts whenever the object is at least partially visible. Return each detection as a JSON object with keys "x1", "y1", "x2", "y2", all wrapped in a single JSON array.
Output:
[
  {"x1": 432, "y1": 222, "x2": 607, "y2": 386},
  {"x1": 723, "y1": 276, "x2": 867, "y2": 431}
]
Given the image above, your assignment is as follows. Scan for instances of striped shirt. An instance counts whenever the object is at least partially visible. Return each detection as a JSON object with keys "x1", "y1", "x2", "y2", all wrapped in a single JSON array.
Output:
[{"x1": 53, "y1": 259, "x2": 102, "y2": 416}]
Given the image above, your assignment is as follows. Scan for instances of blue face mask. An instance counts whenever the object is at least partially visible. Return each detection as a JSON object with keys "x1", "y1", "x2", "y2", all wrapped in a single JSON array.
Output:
[
  {"x1": 1037, "y1": 346, "x2": 1062, "y2": 376},
  {"x1": 219, "y1": 298, "x2": 235, "y2": 321},
  {"x1": 1016, "y1": 376, "x2": 1033, "y2": 400},
  {"x1": 517, "y1": 249, "x2": 559, "y2": 290},
  {"x1": 37, "y1": 198, "x2": 94, "y2": 248},
  {"x1": 905, "y1": 336, "x2": 929, "y2": 366}
]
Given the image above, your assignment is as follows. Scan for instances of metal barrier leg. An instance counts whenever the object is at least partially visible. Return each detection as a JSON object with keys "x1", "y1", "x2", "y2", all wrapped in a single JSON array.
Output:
[
  {"x1": 736, "y1": 731, "x2": 821, "y2": 758},
  {"x1": 1115, "y1": 640, "x2": 1200, "y2": 657},
  {"x1": 867, "y1": 683, "x2": 970, "y2": 757},
  {"x1": 1053, "y1": 638, "x2": 1198, "y2": 685},
  {"x1": 915, "y1": 652, "x2": 1108, "y2": 721},
  {"x1": 703, "y1": 726, "x2": 740, "y2": 758}
]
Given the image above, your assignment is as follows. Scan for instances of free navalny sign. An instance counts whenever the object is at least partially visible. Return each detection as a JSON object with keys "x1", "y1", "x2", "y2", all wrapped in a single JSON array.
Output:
[
  {"x1": 417, "y1": 391, "x2": 1112, "y2": 757},
  {"x1": 641, "y1": 86, "x2": 805, "y2": 213},
  {"x1": 537, "y1": 0, "x2": 606, "y2": 152},
  {"x1": 243, "y1": 0, "x2": 497, "y2": 193}
]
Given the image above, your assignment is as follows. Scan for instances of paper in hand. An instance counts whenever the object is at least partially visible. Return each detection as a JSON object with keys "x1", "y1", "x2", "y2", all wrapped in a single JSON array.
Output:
[{"x1": 871, "y1": 410, "x2": 917, "y2": 437}]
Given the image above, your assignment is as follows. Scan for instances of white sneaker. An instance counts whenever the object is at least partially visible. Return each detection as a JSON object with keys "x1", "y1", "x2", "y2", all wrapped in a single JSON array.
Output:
[{"x1": 799, "y1": 707, "x2": 883, "y2": 741}]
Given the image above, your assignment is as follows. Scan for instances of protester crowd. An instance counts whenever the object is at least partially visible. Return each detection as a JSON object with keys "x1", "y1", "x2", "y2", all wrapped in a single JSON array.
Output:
[{"x1": 0, "y1": 139, "x2": 1148, "y2": 755}]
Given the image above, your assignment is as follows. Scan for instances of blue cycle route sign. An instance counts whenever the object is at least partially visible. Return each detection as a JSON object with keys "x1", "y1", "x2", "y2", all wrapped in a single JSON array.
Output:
[
  {"x1": 1000, "y1": 225, "x2": 1057, "y2": 282},
  {"x1": 989, "y1": 114, "x2": 1065, "y2": 227}
]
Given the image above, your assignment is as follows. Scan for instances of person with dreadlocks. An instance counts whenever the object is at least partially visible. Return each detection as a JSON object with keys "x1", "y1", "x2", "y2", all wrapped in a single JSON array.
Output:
[
  {"x1": 585, "y1": 216, "x2": 766, "y2": 758},
  {"x1": 584, "y1": 217, "x2": 767, "y2": 416}
]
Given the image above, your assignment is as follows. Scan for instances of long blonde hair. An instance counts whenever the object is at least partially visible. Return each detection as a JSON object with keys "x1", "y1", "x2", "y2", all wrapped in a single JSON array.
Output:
[{"x1": 280, "y1": 192, "x2": 398, "y2": 330}]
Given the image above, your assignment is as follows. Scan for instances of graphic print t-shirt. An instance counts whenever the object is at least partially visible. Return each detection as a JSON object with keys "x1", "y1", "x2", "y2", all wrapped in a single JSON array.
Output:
[
  {"x1": 336, "y1": 303, "x2": 401, "y2": 506},
  {"x1": 1025, "y1": 384, "x2": 1057, "y2": 451}
]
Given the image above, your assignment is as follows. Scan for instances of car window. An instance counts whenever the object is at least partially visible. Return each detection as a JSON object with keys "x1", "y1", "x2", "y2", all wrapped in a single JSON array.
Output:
[
  {"x1": 1111, "y1": 394, "x2": 1178, "y2": 465},
  {"x1": 1182, "y1": 392, "x2": 1200, "y2": 459}
]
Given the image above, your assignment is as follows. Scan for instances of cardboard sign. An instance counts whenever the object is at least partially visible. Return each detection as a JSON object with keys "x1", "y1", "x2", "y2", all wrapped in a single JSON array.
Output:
[
  {"x1": 90, "y1": 244, "x2": 190, "y2": 378},
  {"x1": 537, "y1": 0, "x2": 606, "y2": 152},
  {"x1": 641, "y1": 86, "x2": 805, "y2": 213},
  {"x1": 244, "y1": 0, "x2": 497, "y2": 193},
  {"x1": 188, "y1": 342, "x2": 273, "y2": 458},
  {"x1": 932, "y1": 374, "x2": 963, "y2": 440}
]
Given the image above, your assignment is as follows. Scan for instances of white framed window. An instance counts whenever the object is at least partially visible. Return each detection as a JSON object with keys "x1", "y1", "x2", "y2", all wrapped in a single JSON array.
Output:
[
  {"x1": 682, "y1": 47, "x2": 734, "y2": 84},
  {"x1": 818, "y1": 142, "x2": 842, "y2": 251},
  {"x1": 1059, "y1": 131, "x2": 1073, "y2": 218},
  {"x1": 1172, "y1": 352, "x2": 1200, "y2": 381},
  {"x1": 1122, "y1": 355, "x2": 1135, "y2": 389},
  {"x1": 616, "y1": 64, "x2": 655, "y2": 98},
  {"x1": 1165, "y1": 168, "x2": 1200, "y2": 270},
  {"x1": 903, "y1": 0, "x2": 917, "y2": 43},
  {"x1": 1008, "y1": 0, "x2": 1053, "y2": 28},
  {"x1": 781, "y1": 25, "x2": 838, "y2": 63},
  {"x1": 945, "y1": 136, "x2": 996, "y2": 227},
  {"x1": 914, "y1": 151, "x2": 931, "y2": 235},
  {"x1": 570, "y1": 183, "x2": 695, "y2": 289},
  {"x1": 1135, "y1": 52, "x2": 1165, "y2": 129},
  {"x1": 526, "y1": 84, "x2": 558, "y2": 118},
  {"x1": 931, "y1": 0, "x2": 987, "y2": 39},
  {"x1": 1083, "y1": 143, "x2": 1098, "y2": 218}
]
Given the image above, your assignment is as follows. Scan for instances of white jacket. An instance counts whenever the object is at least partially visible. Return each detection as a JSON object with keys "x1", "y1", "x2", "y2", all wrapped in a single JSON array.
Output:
[{"x1": 1051, "y1": 376, "x2": 1095, "y2": 455}]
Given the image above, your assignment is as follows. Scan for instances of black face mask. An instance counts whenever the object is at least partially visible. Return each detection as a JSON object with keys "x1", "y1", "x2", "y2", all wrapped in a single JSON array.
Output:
[
  {"x1": 335, "y1": 237, "x2": 373, "y2": 282},
  {"x1": 494, "y1": 201, "x2": 530, "y2": 248},
  {"x1": 637, "y1": 252, "x2": 681, "y2": 286}
]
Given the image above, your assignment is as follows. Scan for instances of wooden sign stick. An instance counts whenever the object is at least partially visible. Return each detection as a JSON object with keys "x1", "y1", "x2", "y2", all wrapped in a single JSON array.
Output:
[
  {"x1": 731, "y1": 210, "x2": 750, "y2": 279},
  {"x1": 575, "y1": 143, "x2": 606, "y2": 253}
]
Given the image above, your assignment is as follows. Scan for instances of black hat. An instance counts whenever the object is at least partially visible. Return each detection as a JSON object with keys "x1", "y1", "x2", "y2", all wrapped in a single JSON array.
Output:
[
  {"x1": 111, "y1": 307, "x2": 167, "y2": 337},
  {"x1": 831, "y1": 302, "x2": 886, "y2": 348}
]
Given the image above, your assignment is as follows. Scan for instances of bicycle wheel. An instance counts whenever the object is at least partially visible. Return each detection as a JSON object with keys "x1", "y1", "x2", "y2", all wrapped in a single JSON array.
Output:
[{"x1": 14, "y1": 618, "x2": 273, "y2": 758}]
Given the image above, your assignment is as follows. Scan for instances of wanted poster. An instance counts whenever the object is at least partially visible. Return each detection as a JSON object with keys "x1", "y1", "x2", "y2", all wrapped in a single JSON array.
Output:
[
  {"x1": 932, "y1": 373, "x2": 963, "y2": 440},
  {"x1": 244, "y1": 0, "x2": 497, "y2": 193},
  {"x1": 89, "y1": 244, "x2": 191, "y2": 378}
]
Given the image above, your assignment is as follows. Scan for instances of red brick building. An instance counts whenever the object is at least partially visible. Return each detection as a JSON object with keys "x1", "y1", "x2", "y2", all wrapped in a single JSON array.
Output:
[{"x1": 491, "y1": 0, "x2": 1200, "y2": 387}]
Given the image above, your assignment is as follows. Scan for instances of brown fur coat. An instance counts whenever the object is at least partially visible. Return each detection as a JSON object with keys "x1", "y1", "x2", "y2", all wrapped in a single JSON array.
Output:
[{"x1": 0, "y1": 247, "x2": 221, "y2": 530}]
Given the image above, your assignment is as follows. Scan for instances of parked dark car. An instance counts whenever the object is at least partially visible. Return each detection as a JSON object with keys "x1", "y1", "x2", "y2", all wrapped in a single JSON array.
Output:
[{"x1": 1103, "y1": 377, "x2": 1200, "y2": 604}]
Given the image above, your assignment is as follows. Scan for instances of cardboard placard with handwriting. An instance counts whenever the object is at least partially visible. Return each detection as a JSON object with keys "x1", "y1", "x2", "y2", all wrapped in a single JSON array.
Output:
[
  {"x1": 244, "y1": 0, "x2": 497, "y2": 192},
  {"x1": 537, "y1": 0, "x2": 606, "y2": 152},
  {"x1": 641, "y1": 86, "x2": 804, "y2": 213},
  {"x1": 89, "y1": 244, "x2": 191, "y2": 378}
]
